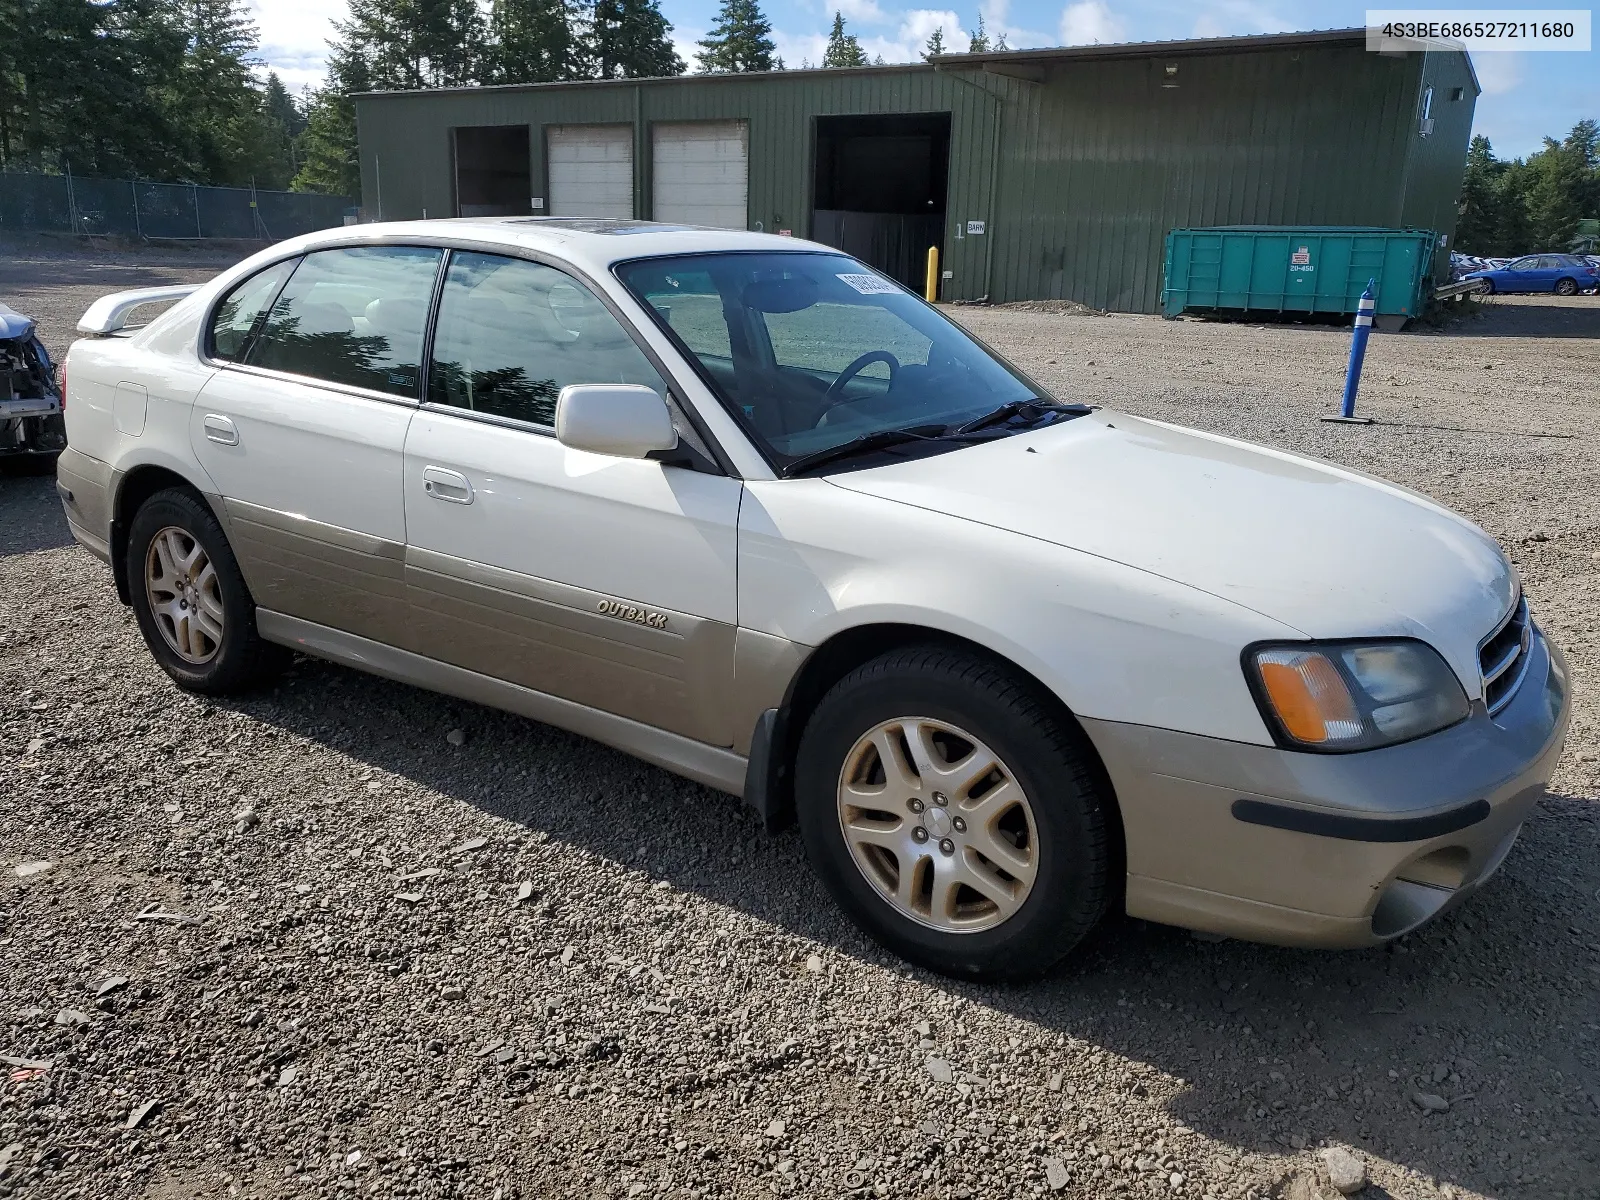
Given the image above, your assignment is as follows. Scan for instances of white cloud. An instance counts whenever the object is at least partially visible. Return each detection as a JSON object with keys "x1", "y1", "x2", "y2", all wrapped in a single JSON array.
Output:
[
  {"x1": 1191, "y1": 1, "x2": 1288, "y2": 39},
  {"x1": 836, "y1": 0, "x2": 891, "y2": 25},
  {"x1": 1059, "y1": 0, "x2": 1124, "y2": 46},
  {"x1": 774, "y1": 30, "x2": 831, "y2": 68},
  {"x1": 1472, "y1": 51, "x2": 1522, "y2": 96},
  {"x1": 250, "y1": 0, "x2": 339, "y2": 90}
]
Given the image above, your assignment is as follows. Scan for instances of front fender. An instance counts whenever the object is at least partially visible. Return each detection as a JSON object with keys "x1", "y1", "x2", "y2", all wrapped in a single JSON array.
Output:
[{"x1": 738, "y1": 479, "x2": 1297, "y2": 745}]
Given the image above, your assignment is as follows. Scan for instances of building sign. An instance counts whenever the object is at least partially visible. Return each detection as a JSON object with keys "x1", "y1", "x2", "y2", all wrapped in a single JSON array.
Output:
[{"x1": 967, "y1": 220, "x2": 986, "y2": 235}]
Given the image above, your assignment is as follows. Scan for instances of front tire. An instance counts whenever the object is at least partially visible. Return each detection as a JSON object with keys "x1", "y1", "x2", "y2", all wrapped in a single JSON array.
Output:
[
  {"x1": 795, "y1": 646, "x2": 1113, "y2": 979},
  {"x1": 126, "y1": 488, "x2": 288, "y2": 694},
  {"x1": 1477, "y1": 278, "x2": 1495, "y2": 295}
]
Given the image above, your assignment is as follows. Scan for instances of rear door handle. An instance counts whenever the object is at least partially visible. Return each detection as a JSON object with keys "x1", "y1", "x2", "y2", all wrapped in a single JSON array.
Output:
[
  {"x1": 422, "y1": 465, "x2": 474, "y2": 504},
  {"x1": 202, "y1": 414, "x2": 239, "y2": 446}
]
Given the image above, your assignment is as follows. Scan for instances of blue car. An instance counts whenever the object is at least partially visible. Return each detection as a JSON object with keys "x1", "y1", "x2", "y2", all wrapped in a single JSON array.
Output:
[{"x1": 1465, "y1": 253, "x2": 1599, "y2": 296}]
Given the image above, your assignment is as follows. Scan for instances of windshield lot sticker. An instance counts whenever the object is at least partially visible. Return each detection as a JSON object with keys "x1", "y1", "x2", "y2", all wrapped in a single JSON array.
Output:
[{"x1": 836, "y1": 273, "x2": 899, "y2": 295}]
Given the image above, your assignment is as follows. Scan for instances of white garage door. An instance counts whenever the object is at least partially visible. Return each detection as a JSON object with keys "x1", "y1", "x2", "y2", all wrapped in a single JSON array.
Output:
[
  {"x1": 547, "y1": 125, "x2": 634, "y2": 219},
  {"x1": 652, "y1": 121, "x2": 748, "y2": 229}
]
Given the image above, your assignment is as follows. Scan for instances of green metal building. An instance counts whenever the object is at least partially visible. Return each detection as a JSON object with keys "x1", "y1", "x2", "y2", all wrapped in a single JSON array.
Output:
[{"x1": 354, "y1": 28, "x2": 1478, "y2": 312}]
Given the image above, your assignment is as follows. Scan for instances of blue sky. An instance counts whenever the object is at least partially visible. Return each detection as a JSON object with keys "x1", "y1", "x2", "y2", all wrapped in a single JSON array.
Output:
[{"x1": 250, "y1": 0, "x2": 1595, "y2": 158}]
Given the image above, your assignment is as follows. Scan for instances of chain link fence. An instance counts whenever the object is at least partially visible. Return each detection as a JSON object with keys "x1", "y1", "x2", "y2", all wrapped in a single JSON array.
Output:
[{"x1": 0, "y1": 171, "x2": 352, "y2": 241}]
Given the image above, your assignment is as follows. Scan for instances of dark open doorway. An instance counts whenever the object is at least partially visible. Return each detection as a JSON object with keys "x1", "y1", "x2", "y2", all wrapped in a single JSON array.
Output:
[
  {"x1": 811, "y1": 113, "x2": 950, "y2": 291},
  {"x1": 453, "y1": 126, "x2": 532, "y2": 217}
]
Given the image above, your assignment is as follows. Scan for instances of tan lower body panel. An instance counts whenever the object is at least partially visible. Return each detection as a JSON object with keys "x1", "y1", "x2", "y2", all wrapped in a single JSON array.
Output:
[
  {"x1": 255, "y1": 609, "x2": 748, "y2": 796},
  {"x1": 223, "y1": 498, "x2": 408, "y2": 646},
  {"x1": 56, "y1": 447, "x2": 115, "y2": 562},
  {"x1": 407, "y1": 546, "x2": 737, "y2": 747}
]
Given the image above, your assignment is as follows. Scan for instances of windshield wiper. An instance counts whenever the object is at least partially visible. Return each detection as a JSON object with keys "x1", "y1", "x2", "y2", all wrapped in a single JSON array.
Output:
[
  {"x1": 952, "y1": 399, "x2": 1092, "y2": 435},
  {"x1": 782, "y1": 424, "x2": 957, "y2": 476}
]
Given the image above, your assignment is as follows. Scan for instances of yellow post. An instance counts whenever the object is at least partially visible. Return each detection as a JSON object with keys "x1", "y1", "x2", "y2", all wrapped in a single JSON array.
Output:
[{"x1": 925, "y1": 246, "x2": 939, "y2": 303}]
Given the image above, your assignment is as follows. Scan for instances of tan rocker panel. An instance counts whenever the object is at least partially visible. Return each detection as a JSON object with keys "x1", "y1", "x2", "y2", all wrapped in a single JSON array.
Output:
[
  {"x1": 221, "y1": 498, "x2": 409, "y2": 646},
  {"x1": 406, "y1": 546, "x2": 737, "y2": 747}
]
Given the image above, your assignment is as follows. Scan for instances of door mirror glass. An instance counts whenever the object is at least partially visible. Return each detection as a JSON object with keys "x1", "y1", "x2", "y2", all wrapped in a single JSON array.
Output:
[{"x1": 556, "y1": 384, "x2": 678, "y2": 458}]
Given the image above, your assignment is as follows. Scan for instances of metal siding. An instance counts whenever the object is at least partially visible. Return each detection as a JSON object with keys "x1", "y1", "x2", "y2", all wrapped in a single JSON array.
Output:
[
  {"x1": 1398, "y1": 51, "x2": 1477, "y2": 279},
  {"x1": 356, "y1": 43, "x2": 1436, "y2": 311}
]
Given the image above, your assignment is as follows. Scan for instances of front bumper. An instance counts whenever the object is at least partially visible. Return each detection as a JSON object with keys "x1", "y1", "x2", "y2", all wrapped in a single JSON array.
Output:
[{"x1": 1084, "y1": 631, "x2": 1570, "y2": 948}]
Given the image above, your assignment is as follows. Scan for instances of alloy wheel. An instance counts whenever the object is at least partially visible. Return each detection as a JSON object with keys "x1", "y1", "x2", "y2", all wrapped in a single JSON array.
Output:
[
  {"x1": 144, "y1": 526, "x2": 225, "y2": 664},
  {"x1": 836, "y1": 716, "x2": 1038, "y2": 933}
]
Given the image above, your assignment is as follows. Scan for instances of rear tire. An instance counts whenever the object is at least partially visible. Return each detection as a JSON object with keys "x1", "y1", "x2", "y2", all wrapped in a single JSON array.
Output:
[
  {"x1": 1554, "y1": 277, "x2": 1578, "y2": 296},
  {"x1": 795, "y1": 645, "x2": 1113, "y2": 980},
  {"x1": 126, "y1": 488, "x2": 289, "y2": 694}
]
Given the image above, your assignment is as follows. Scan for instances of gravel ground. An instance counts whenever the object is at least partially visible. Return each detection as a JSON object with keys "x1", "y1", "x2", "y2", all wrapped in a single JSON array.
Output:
[{"x1": 2, "y1": 246, "x2": 1597, "y2": 1200}]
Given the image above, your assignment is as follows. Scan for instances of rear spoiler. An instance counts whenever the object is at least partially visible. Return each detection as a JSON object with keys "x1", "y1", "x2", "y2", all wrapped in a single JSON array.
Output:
[{"x1": 77, "y1": 285, "x2": 200, "y2": 336}]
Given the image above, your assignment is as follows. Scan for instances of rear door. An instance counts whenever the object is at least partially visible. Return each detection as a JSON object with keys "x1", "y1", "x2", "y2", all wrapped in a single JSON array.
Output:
[
  {"x1": 547, "y1": 125, "x2": 634, "y2": 219},
  {"x1": 192, "y1": 244, "x2": 443, "y2": 642},
  {"x1": 402, "y1": 250, "x2": 743, "y2": 746}
]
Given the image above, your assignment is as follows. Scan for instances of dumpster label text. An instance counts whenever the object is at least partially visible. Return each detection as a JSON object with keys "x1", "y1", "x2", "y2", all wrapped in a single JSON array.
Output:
[{"x1": 1290, "y1": 245, "x2": 1314, "y2": 272}]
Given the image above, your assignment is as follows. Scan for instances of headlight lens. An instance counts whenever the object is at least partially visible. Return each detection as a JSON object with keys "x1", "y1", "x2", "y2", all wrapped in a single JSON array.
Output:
[{"x1": 1247, "y1": 639, "x2": 1469, "y2": 751}]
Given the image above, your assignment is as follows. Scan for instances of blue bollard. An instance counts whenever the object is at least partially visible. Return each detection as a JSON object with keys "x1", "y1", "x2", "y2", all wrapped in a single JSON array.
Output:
[{"x1": 1323, "y1": 279, "x2": 1377, "y2": 424}]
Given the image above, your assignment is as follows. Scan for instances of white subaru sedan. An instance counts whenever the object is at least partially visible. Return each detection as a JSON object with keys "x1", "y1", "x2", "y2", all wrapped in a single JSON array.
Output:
[{"x1": 57, "y1": 220, "x2": 1569, "y2": 978}]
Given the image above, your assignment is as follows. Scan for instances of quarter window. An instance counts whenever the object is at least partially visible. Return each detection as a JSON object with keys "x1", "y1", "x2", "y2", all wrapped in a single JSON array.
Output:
[
  {"x1": 427, "y1": 252, "x2": 666, "y2": 427},
  {"x1": 208, "y1": 260, "x2": 295, "y2": 361},
  {"x1": 245, "y1": 245, "x2": 443, "y2": 397}
]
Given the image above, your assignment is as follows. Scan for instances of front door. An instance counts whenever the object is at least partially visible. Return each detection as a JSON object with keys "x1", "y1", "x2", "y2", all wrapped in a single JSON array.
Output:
[
  {"x1": 402, "y1": 250, "x2": 743, "y2": 746},
  {"x1": 192, "y1": 244, "x2": 443, "y2": 642}
]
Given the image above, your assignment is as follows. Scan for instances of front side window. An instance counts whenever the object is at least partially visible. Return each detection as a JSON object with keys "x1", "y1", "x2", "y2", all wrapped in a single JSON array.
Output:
[
  {"x1": 209, "y1": 260, "x2": 295, "y2": 361},
  {"x1": 427, "y1": 251, "x2": 666, "y2": 427},
  {"x1": 246, "y1": 245, "x2": 444, "y2": 397},
  {"x1": 616, "y1": 252, "x2": 1045, "y2": 466}
]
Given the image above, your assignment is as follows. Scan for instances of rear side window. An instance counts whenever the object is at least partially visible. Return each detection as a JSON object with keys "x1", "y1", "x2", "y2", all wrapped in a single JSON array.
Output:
[
  {"x1": 427, "y1": 251, "x2": 666, "y2": 427},
  {"x1": 246, "y1": 245, "x2": 444, "y2": 397},
  {"x1": 209, "y1": 260, "x2": 295, "y2": 361}
]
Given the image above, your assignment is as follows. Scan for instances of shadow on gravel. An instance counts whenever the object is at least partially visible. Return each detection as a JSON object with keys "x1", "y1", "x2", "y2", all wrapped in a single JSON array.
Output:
[
  {"x1": 210, "y1": 649, "x2": 1598, "y2": 1200},
  {"x1": 0, "y1": 470, "x2": 73, "y2": 556},
  {"x1": 1439, "y1": 295, "x2": 1600, "y2": 340}
]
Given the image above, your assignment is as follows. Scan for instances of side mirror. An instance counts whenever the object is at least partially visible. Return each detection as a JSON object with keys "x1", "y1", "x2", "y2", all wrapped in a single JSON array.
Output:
[{"x1": 555, "y1": 384, "x2": 678, "y2": 459}]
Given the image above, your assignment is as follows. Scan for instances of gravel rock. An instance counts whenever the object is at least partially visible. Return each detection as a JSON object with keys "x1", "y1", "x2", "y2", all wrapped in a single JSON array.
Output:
[
  {"x1": 1413, "y1": 1091, "x2": 1451, "y2": 1113},
  {"x1": 925, "y1": 1056, "x2": 954, "y2": 1083},
  {"x1": 13, "y1": 860, "x2": 51, "y2": 878},
  {"x1": 446, "y1": 727, "x2": 467, "y2": 746},
  {"x1": 1319, "y1": 1145, "x2": 1369, "y2": 1194}
]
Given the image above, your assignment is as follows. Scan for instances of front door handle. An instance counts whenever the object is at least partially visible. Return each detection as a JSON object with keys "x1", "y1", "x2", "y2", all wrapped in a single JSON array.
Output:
[
  {"x1": 422, "y1": 465, "x2": 474, "y2": 504},
  {"x1": 202, "y1": 414, "x2": 239, "y2": 446}
]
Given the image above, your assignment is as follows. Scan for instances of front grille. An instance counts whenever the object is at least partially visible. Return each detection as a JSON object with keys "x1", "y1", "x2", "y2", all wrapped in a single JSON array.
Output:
[{"x1": 1479, "y1": 594, "x2": 1532, "y2": 716}]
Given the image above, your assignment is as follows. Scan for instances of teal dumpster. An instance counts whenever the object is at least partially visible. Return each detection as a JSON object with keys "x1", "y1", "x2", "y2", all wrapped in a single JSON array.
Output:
[{"x1": 1162, "y1": 227, "x2": 1438, "y2": 323}]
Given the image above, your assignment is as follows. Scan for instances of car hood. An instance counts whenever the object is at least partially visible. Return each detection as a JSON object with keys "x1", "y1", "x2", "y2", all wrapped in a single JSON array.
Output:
[{"x1": 825, "y1": 412, "x2": 1515, "y2": 685}]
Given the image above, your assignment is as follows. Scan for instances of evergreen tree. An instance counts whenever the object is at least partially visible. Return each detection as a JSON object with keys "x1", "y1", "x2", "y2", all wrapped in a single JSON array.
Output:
[
  {"x1": 592, "y1": 0, "x2": 684, "y2": 78},
  {"x1": 922, "y1": 26, "x2": 946, "y2": 60},
  {"x1": 162, "y1": 0, "x2": 285, "y2": 186},
  {"x1": 1494, "y1": 159, "x2": 1532, "y2": 255},
  {"x1": 490, "y1": 0, "x2": 588, "y2": 83},
  {"x1": 1454, "y1": 135, "x2": 1502, "y2": 255},
  {"x1": 822, "y1": 12, "x2": 867, "y2": 67},
  {"x1": 1525, "y1": 120, "x2": 1600, "y2": 250},
  {"x1": 966, "y1": 13, "x2": 988, "y2": 52},
  {"x1": 696, "y1": 0, "x2": 777, "y2": 73},
  {"x1": 291, "y1": 42, "x2": 371, "y2": 199}
]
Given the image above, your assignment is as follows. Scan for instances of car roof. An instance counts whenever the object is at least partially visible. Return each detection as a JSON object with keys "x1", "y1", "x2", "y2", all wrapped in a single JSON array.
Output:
[{"x1": 278, "y1": 218, "x2": 838, "y2": 276}]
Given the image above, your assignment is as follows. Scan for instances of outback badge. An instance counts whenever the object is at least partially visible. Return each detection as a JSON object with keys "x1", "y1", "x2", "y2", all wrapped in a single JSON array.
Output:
[{"x1": 596, "y1": 598, "x2": 668, "y2": 629}]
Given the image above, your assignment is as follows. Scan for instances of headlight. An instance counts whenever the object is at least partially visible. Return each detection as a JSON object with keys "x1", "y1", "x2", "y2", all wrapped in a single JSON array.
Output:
[{"x1": 1245, "y1": 639, "x2": 1469, "y2": 752}]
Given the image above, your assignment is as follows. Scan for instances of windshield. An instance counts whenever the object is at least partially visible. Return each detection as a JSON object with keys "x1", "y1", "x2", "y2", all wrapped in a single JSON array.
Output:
[{"x1": 614, "y1": 252, "x2": 1048, "y2": 468}]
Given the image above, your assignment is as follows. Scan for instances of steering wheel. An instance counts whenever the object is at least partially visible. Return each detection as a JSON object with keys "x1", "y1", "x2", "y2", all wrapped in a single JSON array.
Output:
[{"x1": 821, "y1": 350, "x2": 900, "y2": 412}]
